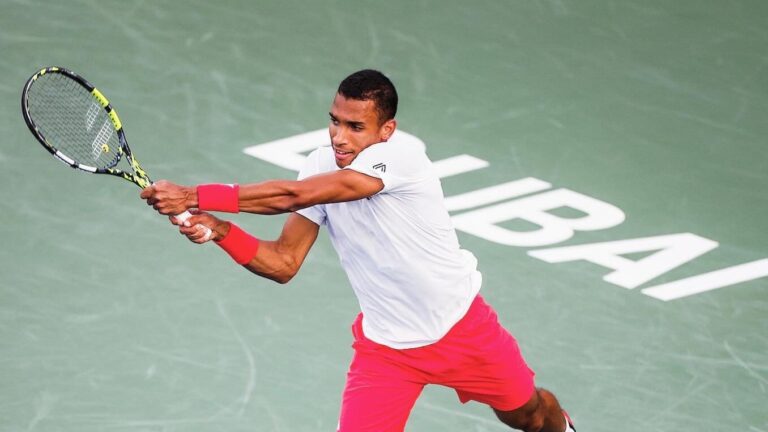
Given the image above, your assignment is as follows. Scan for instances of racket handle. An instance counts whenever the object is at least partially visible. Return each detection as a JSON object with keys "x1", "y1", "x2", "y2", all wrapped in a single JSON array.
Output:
[{"x1": 175, "y1": 210, "x2": 213, "y2": 242}]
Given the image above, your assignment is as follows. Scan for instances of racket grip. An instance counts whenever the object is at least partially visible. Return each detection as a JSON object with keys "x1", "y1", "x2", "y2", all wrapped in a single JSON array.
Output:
[{"x1": 175, "y1": 210, "x2": 213, "y2": 242}]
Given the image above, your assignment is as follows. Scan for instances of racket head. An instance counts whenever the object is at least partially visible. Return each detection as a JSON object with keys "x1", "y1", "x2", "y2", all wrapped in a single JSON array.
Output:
[{"x1": 21, "y1": 66, "x2": 151, "y2": 188}]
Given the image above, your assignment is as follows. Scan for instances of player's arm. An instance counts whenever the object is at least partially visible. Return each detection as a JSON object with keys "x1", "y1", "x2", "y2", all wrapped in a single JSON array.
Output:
[
  {"x1": 179, "y1": 211, "x2": 320, "y2": 284},
  {"x1": 237, "y1": 169, "x2": 383, "y2": 214},
  {"x1": 141, "y1": 170, "x2": 383, "y2": 216}
]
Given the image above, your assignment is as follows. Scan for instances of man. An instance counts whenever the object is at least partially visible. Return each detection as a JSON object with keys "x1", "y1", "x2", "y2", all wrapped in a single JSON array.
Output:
[{"x1": 141, "y1": 69, "x2": 576, "y2": 432}]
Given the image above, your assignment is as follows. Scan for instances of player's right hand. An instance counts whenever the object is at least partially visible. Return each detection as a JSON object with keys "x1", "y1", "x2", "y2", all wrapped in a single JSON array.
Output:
[{"x1": 142, "y1": 180, "x2": 195, "y2": 216}]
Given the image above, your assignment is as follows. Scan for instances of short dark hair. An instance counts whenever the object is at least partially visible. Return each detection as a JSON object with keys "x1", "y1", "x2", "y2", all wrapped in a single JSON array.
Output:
[{"x1": 337, "y1": 69, "x2": 398, "y2": 123}]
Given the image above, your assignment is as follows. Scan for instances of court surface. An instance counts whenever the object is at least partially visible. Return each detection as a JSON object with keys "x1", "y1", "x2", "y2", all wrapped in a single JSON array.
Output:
[{"x1": 1, "y1": 1, "x2": 766, "y2": 431}]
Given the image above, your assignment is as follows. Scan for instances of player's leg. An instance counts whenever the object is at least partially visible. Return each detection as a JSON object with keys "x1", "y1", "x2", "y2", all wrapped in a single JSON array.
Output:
[
  {"x1": 433, "y1": 295, "x2": 575, "y2": 431},
  {"x1": 337, "y1": 314, "x2": 426, "y2": 432},
  {"x1": 337, "y1": 364, "x2": 424, "y2": 432},
  {"x1": 492, "y1": 387, "x2": 575, "y2": 432}
]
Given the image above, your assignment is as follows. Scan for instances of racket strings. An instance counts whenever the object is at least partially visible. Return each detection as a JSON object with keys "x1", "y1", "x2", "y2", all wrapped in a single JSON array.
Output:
[{"x1": 26, "y1": 73, "x2": 121, "y2": 169}]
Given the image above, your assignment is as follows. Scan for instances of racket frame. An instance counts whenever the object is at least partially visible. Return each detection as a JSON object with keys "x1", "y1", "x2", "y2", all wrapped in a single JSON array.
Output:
[
  {"x1": 21, "y1": 66, "x2": 151, "y2": 189},
  {"x1": 21, "y1": 66, "x2": 211, "y2": 240}
]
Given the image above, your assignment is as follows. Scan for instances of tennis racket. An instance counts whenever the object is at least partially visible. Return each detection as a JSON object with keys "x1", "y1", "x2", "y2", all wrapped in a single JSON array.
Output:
[{"x1": 21, "y1": 66, "x2": 211, "y2": 239}]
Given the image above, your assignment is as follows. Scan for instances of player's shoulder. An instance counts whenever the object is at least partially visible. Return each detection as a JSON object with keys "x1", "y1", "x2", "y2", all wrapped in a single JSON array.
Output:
[
  {"x1": 367, "y1": 138, "x2": 425, "y2": 157},
  {"x1": 305, "y1": 145, "x2": 334, "y2": 161},
  {"x1": 358, "y1": 138, "x2": 430, "y2": 169},
  {"x1": 304, "y1": 145, "x2": 337, "y2": 170},
  {"x1": 363, "y1": 138, "x2": 431, "y2": 176}
]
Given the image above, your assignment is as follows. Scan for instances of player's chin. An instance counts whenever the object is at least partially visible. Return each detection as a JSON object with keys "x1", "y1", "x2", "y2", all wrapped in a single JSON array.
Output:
[{"x1": 334, "y1": 155, "x2": 356, "y2": 169}]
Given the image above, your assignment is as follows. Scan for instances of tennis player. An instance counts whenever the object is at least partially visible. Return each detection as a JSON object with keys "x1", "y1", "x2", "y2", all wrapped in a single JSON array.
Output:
[{"x1": 141, "y1": 69, "x2": 576, "y2": 432}]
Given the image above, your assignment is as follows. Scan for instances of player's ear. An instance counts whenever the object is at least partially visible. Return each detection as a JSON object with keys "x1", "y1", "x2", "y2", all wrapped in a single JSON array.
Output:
[{"x1": 379, "y1": 118, "x2": 397, "y2": 142}]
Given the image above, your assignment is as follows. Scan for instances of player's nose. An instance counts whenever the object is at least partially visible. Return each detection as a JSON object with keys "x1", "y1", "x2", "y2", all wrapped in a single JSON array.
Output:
[{"x1": 330, "y1": 127, "x2": 346, "y2": 145}]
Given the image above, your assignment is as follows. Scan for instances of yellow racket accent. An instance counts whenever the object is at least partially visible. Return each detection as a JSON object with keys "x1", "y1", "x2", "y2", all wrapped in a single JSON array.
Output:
[
  {"x1": 131, "y1": 158, "x2": 148, "y2": 179},
  {"x1": 92, "y1": 88, "x2": 110, "y2": 108},
  {"x1": 108, "y1": 109, "x2": 122, "y2": 130}
]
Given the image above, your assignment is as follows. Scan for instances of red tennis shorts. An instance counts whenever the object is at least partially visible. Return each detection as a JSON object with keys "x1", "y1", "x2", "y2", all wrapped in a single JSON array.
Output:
[{"x1": 337, "y1": 295, "x2": 535, "y2": 432}]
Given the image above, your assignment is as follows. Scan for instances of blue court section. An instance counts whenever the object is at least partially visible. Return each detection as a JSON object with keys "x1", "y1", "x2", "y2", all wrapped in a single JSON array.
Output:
[{"x1": 1, "y1": 1, "x2": 766, "y2": 431}]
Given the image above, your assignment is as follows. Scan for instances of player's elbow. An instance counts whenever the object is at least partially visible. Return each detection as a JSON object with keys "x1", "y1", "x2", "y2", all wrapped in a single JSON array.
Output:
[
  {"x1": 270, "y1": 267, "x2": 299, "y2": 284},
  {"x1": 273, "y1": 272, "x2": 295, "y2": 284},
  {"x1": 250, "y1": 268, "x2": 296, "y2": 284},
  {"x1": 265, "y1": 257, "x2": 301, "y2": 284}
]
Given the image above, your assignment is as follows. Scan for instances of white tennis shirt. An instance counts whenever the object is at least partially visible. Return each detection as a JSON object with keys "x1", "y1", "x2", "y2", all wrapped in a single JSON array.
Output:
[{"x1": 296, "y1": 138, "x2": 482, "y2": 349}]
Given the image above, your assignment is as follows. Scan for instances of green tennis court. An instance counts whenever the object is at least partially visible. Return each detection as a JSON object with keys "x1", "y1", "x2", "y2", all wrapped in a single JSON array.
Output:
[{"x1": 1, "y1": 1, "x2": 766, "y2": 431}]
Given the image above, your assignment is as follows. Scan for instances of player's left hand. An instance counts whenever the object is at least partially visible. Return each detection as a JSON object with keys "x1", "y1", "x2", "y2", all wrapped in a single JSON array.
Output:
[
  {"x1": 140, "y1": 180, "x2": 195, "y2": 215},
  {"x1": 171, "y1": 209, "x2": 226, "y2": 244}
]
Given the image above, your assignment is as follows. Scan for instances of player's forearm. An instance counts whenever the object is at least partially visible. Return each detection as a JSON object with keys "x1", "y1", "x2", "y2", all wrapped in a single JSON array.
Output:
[
  {"x1": 237, "y1": 180, "x2": 311, "y2": 214},
  {"x1": 193, "y1": 172, "x2": 382, "y2": 216},
  {"x1": 242, "y1": 240, "x2": 301, "y2": 284},
  {"x1": 191, "y1": 181, "x2": 311, "y2": 215},
  {"x1": 210, "y1": 213, "x2": 317, "y2": 284},
  {"x1": 211, "y1": 222, "x2": 301, "y2": 283}
]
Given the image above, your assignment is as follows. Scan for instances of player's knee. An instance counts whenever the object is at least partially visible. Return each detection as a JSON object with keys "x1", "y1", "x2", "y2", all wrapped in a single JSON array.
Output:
[
  {"x1": 497, "y1": 411, "x2": 545, "y2": 432},
  {"x1": 493, "y1": 388, "x2": 549, "y2": 431}
]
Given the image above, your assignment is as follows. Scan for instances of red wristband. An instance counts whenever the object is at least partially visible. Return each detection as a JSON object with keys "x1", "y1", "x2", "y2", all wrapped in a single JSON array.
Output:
[
  {"x1": 197, "y1": 183, "x2": 240, "y2": 213},
  {"x1": 215, "y1": 222, "x2": 260, "y2": 265}
]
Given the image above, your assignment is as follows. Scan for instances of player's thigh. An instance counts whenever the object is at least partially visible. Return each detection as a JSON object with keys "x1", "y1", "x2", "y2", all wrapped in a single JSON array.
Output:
[
  {"x1": 438, "y1": 296, "x2": 536, "y2": 411},
  {"x1": 338, "y1": 351, "x2": 425, "y2": 432}
]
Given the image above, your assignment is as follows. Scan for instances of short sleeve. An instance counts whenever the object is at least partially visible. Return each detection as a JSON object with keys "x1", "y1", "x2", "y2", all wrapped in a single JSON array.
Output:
[{"x1": 344, "y1": 141, "x2": 429, "y2": 194}]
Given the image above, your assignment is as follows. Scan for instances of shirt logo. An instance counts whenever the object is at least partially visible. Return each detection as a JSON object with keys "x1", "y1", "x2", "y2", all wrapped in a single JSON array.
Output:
[{"x1": 372, "y1": 163, "x2": 387, "y2": 173}]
